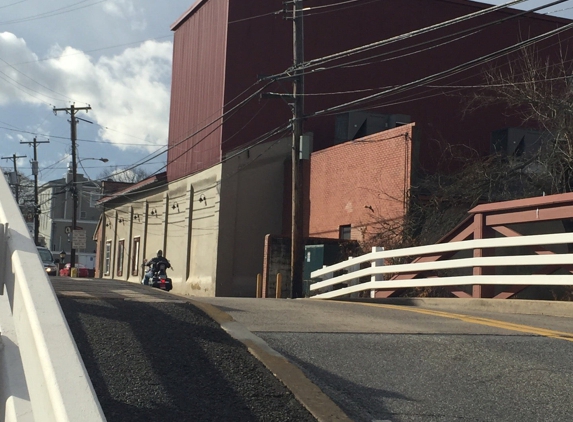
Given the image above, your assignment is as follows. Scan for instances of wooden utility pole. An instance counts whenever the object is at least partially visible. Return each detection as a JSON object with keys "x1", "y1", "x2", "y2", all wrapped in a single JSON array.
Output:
[
  {"x1": 291, "y1": 0, "x2": 304, "y2": 298},
  {"x1": 53, "y1": 104, "x2": 91, "y2": 269},
  {"x1": 2, "y1": 153, "x2": 26, "y2": 204},
  {"x1": 21, "y1": 137, "x2": 49, "y2": 245}
]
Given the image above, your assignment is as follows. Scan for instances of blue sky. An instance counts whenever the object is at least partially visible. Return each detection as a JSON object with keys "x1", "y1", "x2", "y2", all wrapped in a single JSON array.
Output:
[
  {"x1": 0, "y1": 0, "x2": 192, "y2": 184},
  {"x1": 1, "y1": 0, "x2": 572, "y2": 186}
]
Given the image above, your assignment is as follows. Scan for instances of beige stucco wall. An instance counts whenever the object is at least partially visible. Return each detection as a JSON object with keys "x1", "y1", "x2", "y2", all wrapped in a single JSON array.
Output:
[
  {"x1": 217, "y1": 137, "x2": 291, "y2": 296},
  {"x1": 100, "y1": 136, "x2": 291, "y2": 297},
  {"x1": 100, "y1": 166, "x2": 222, "y2": 296}
]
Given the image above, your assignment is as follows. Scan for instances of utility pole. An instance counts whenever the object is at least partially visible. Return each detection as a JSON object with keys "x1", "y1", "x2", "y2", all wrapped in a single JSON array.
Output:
[
  {"x1": 291, "y1": 0, "x2": 304, "y2": 298},
  {"x1": 21, "y1": 137, "x2": 49, "y2": 246},
  {"x1": 53, "y1": 104, "x2": 91, "y2": 270},
  {"x1": 2, "y1": 153, "x2": 26, "y2": 204}
]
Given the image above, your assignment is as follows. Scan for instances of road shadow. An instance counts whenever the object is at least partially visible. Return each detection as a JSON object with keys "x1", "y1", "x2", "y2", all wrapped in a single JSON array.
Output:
[
  {"x1": 274, "y1": 351, "x2": 409, "y2": 422},
  {"x1": 58, "y1": 297, "x2": 315, "y2": 422}
]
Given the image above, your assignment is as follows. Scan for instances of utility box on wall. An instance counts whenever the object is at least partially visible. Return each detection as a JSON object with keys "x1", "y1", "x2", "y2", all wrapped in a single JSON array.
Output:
[
  {"x1": 303, "y1": 245, "x2": 325, "y2": 298},
  {"x1": 303, "y1": 244, "x2": 346, "y2": 296},
  {"x1": 303, "y1": 245, "x2": 325, "y2": 280}
]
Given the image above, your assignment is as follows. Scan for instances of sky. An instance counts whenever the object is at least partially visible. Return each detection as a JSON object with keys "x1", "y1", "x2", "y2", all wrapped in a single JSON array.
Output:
[
  {"x1": 1, "y1": 0, "x2": 573, "y2": 186},
  {"x1": 0, "y1": 0, "x2": 193, "y2": 185}
]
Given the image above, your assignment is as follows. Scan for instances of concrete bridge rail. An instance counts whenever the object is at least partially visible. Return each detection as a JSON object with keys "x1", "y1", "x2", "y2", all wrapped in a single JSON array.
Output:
[{"x1": 0, "y1": 175, "x2": 105, "y2": 422}]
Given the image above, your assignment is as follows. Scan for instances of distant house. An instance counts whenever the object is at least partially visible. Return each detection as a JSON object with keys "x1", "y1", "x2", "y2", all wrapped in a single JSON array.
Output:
[
  {"x1": 38, "y1": 166, "x2": 102, "y2": 267},
  {"x1": 96, "y1": 0, "x2": 573, "y2": 297}
]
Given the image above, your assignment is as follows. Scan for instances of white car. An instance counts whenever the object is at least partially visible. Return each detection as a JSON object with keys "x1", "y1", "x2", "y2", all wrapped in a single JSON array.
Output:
[{"x1": 37, "y1": 247, "x2": 58, "y2": 276}]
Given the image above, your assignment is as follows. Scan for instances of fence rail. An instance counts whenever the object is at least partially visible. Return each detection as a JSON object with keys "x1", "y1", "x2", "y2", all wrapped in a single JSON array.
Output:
[
  {"x1": 310, "y1": 233, "x2": 573, "y2": 299},
  {"x1": 0, "y1": 176, "x2": 105, "y2": 421}
]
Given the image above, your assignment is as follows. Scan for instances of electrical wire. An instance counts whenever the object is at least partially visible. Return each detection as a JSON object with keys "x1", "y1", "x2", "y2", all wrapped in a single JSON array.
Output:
[
  {"x1": 0, "y1": 72, "x2": 55, "y2": 106},
  {"x1": 228, "y1": 9, "x2": 283, "y2": 24},
  {"x1": 297, "y1": 0, "x2": 570, "y2": 80},
  {"x1": 269, "y1": 0, "x2": 532, "y2": 80},
  {"x1": 307, "y1": 19, "x2": 573, "y2": 119},
  {"x1": 98, "y1": 120, "x2": 292, "y2": 203},
  {"x1": 0, "y1": 55, "x2": 80, "y2": 103},
  {"x1": 299, "y1": 0, "x2": 384, "y2": 17},
  {"x1": 7, "y1": 35, "x2": 174, "y2": 67},
  {"x1": 13, "y1": 0, "x2": 566, "y2": 203},
  {"x1": 0, "y1": 0, "x2": 27, "y2": 9},
  {"x1": 0, "y1": 0, "x2": 106, "y2": 25}
]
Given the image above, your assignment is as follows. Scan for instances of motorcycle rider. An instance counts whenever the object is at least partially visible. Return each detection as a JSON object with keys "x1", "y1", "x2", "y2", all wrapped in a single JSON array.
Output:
[{"x1": 142, "y1": 249, "x2": 171, "y2": 285}]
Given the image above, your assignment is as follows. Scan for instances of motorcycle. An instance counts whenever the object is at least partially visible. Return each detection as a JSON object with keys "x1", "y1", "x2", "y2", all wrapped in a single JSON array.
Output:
[{"x1": 144, "y1": 261, "x2": 173, "y2": 291}]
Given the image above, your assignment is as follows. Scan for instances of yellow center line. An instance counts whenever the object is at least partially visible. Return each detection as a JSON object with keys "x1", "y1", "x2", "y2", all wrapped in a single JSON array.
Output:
[{"x1": 339, "y1": 301, "x2": 573, "y2": 342}]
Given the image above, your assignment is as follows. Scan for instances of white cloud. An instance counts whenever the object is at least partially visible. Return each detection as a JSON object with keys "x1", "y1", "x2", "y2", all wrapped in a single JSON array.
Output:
[
  {"x1": 103, "y1": 0, "x2": 147, "y2": 31},
  {"x1": 0, "y1": 33, "x2": 173, "y2": 151}
]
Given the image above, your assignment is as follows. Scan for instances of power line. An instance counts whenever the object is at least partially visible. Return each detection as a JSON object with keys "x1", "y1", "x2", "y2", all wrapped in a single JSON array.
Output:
[
  {"x1": 0, "y1": 55, "x2": 80, "y2": 104},
  {"x1": 267, "y1": 0, "x2": 531, "y2": 81},
  {"x1": 0, "y1": 0, "x2": 106, "y2": 25},
  {"x1": 307, "y1": 19, "x2": 573, "y2": 119},
  {"x1": 7, "y1": 35, "x2": 174, "y2": 67},
  {"x1": 294, "y1": 0, "x2": 570, "y2": 80},
  {"x1": 0, "y1": 0, "x2": 27, "y2": 9}
]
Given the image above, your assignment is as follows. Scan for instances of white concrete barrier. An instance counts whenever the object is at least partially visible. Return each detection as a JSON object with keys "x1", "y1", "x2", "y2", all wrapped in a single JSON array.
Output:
[{"x1": 0, "y1": 176, "x2": 105, "y2": 421}]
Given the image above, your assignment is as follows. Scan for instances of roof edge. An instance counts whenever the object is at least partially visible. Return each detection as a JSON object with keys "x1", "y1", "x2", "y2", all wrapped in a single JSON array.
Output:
[
  {"x1": 171, "y1": 0, "x2": 209, "y2": 31},
  {"x1": 98, "y1": 172, "x2": 167, "y2": 205}
]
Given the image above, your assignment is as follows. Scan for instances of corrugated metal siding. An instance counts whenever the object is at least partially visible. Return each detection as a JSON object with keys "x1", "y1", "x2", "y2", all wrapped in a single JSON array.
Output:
[
  {"x1": 221, "y1": 0, "x2": 292, "y2": 155},
  {"x1": 167, "y1": 0, "x2": 229, "y2": 182},
  {"x1": 169, "y1": 0, "x2": 573, "y2": 180}
]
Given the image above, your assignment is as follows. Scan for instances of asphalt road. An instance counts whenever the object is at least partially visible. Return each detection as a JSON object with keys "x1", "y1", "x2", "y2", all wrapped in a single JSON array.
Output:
[
  {"x1": 50, "y1": 276, "x2": 573, "y2": 422},
  {"x1": 51, "y1": 277, "x2": 318, "y2": 422},
  {"x1": 195, "y1": 297, "x2": 573, "y2": 422}
]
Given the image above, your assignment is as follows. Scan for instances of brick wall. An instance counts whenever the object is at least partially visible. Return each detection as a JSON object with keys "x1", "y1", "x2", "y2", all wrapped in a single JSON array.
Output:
[{"x1": 308, "y1": 124, "x2": 415, "y2": 242}]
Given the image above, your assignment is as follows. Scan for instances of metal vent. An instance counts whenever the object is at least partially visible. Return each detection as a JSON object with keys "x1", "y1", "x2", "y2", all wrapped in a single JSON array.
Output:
[
  {"x1": 334, "y1": 111, "x2": 411, "y2": 144},
  {"x1": 491, "y1": 128, "x2": 545, "y2": 156}
]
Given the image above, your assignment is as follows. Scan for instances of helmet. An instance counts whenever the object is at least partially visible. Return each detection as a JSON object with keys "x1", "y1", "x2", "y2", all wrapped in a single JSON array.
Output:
[{"x1": 157, "y1": 249, "x2": 163, "y2": 257}]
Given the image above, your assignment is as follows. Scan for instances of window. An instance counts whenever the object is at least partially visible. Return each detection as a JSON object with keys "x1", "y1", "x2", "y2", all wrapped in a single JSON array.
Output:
[
  {"x1": 339, "y1": 224, "x2": 352, "y2": 240},
  {"x1": 80, "y1": 211, "x2": 87, "y2": 219},
  {"x1": 132, "y1": 237, "x2": 140, "y2": 276},
  {"x1": 90, "y1": 192, "x2": 102, "y2": 208},
  {"x1": 117, "y1": 239, "x2": 125, "y2": 277},
  {"x1": 104, "y1": 241, "x2": 111, "y2": 275}
]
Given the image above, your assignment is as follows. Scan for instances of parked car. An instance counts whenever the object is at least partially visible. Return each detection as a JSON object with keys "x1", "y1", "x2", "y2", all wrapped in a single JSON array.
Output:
[
  {"x1": 37, "y1": 246, "x2": 58, "y2": 276},
  {"x1": 59, "y1": 263, "x2": 90, "y2": 278}
]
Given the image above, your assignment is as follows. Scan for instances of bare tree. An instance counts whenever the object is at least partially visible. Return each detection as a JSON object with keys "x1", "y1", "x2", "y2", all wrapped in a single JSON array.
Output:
[
  {"x1": 361, "y1": 46, "x2": 573, "y2": 298},
  {"x1": 467, "y1": 45, "x2": 573, "y2": 193},
  {"x1": 97, "y1": 166, "x2": 149, "y2": 183}
]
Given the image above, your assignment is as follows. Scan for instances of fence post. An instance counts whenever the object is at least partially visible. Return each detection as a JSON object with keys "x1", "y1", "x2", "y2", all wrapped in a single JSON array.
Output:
[
  {"x1": 276, "y1": 273, "x2": 282, "y2": 298},
  {"x1": 256, "y1": 273, "x2": 262, "y2": 298},
  {"x1": 370, "y1": 246, "x2": 384, "y2": 298},
  {"x1": 347, "y1": 257, "x2": 360, "y2": 298}
]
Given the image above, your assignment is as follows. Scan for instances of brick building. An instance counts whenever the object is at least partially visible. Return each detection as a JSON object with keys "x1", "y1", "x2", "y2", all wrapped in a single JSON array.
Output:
[{"x1": 308, "y1": 125, "x2": 416, "y2": 242}]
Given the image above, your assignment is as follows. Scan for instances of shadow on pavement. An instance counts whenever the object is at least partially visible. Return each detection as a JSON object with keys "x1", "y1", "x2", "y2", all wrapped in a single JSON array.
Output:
[
  {"x1": 58, "y1": 297, "x2": 315, "y2": 422},
  {"x1": 272, "y1": 351, "x2": 410, "y2": 422}
]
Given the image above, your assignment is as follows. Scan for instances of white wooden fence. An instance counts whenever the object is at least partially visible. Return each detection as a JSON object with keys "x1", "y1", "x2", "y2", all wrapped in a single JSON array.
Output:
[
  {"x1": 310, "y1": 234, "x2": 573, "y2": 299},
  {"x1": 0, "y1": 176, "x2": 106, "y2": 421}
]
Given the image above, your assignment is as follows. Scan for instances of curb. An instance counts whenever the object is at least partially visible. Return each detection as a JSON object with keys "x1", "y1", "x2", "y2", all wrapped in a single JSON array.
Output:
[
  {"x1": 188, "y1": 299, "x2": 352, "y2": 422},
  {"x1": 337, "y1": 297, "x2": 573, "y2": 318}
]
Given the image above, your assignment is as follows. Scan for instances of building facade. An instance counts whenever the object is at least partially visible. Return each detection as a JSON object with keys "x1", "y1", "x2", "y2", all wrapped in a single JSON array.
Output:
[
  {"x1": 308, "y1": 124, "x2": 417, "y2": 242},
  {"x1": 96, "y1": 0, "x2": 573, "y2": 297},
  {"x1": 39, "y1": 170, "x2": 102, "y2": 267}
]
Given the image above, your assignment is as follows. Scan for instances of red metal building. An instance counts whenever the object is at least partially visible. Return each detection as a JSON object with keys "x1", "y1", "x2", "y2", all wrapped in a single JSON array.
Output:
[{"x1": 167, "y1": 0, "x2": 573, "y2": 182}]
